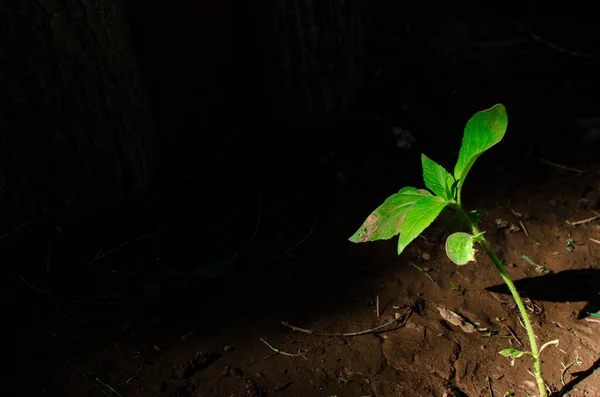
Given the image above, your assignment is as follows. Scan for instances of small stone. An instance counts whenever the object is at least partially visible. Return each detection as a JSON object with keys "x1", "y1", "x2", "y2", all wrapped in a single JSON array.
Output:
[
  {"x1": 421, "y1": 252, "x2": 431, "y2": 261},
  {"x1": 223, "y1": 344, "x2": 234, "y2": 352}
]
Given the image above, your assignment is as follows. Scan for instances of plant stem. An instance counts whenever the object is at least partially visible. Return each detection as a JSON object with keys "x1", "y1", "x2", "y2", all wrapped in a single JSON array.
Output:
[
  {"x1": 478, "y1": 238, "x2": 546, "y2": 397},
  {"x1": 454, "y1": 204, "x2": 547, "y2": 397}
]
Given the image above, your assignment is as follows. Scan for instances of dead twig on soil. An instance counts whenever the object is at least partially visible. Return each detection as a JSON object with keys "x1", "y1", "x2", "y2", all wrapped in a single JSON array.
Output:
[
  {"x1": 534, "y1": 157, "x2": 585, "y2": 175},
  {"x1": 282, "y1": 299, "x2": 418, "y2": 337},
  {"x1": 519, "y1": 220, "x2": 529, "y2": 237},
  {"x1": 567, "y1": 215, "x2": 599, "y2": 226},
  {"x1": 588, "y1": 237, "x2": 600, "y2": 245},
  {"x1": 515, "y1": 22, "x2": 598, "y2": 59},
  {"x1": 503, "y1": 323, "x2": 524, "y2": 347},
  {"x1": 248, "y1": 338, "x2": 307, "y2": 367},
  {"x1": 268, "y1": 212, "x2": 317, "y2": 261},
  {"x1": 560, "y1": 355, "x2": 582, "y2": 386},
  {"x1": 0, "y1": 221, "x2": 32, "y2": 243},
  {"x1": 486, "y1": 376, "x2": 493, "y2": 397},
  {"x1": 68, "y1": 361, "x2": 124, "y2": 397}
]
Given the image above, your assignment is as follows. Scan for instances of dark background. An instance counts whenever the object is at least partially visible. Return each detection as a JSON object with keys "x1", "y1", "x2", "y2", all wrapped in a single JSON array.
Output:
[{"x1": 4, "y1": 1, "x2": 600, "y2": 394}]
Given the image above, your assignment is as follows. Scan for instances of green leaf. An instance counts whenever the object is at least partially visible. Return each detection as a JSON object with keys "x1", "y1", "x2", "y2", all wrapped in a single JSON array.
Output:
[
  {"x1": 454, "y1": 104, "x2": 508, "y2": 197},
  {"x1": 397, "y1": 195, "x2": 448, "y2": 254},
  {"x1": 349, "y1": 187, "x2": 448, "y2": 255},
  {"x1": 445, "y1": 232, "x2": 477, "y2": 265},
  {"x1": 421, "y1": 154, "x2": 456, "y2": 200},
  {"x1": 499, "y1": 348, "x2": 530, "y2": 366},
  {"x1": 349, "y1": 187, "x2": 428, "y2": 243}
]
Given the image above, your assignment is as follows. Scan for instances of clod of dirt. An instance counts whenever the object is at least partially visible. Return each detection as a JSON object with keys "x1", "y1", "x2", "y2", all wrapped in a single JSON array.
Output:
[
  {"x1": 437, "y1": 307, "x2": 476, "y2": 333},
  {"x1": 175, "y1": 351, "x2": 219, "y2": 379}
]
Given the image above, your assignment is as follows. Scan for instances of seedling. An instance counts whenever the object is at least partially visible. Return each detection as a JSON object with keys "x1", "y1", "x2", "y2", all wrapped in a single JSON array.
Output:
[
  {"x1": 349, "y1": 104, "x2": 557, "y2": 397},
  {"x1": 522, "y1": 255, "x2": 549, "y2": 274}
]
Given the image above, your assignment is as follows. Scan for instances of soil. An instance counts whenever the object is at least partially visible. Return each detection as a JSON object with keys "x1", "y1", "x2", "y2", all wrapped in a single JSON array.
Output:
[
  {"x1": 15, "y1": 136, "x2": 600, "y2": 397},
  {"x1": 11, "y1": 16, "x2": 600, "y2": 397}
]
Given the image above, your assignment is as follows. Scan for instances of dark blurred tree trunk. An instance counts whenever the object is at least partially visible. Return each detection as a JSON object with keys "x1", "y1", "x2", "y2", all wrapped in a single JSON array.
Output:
[
  {"x1": 0, "y1": 0, "x2": 154, "y2": 227},
  {"x1": 271, "y1": 0, "x2": 366, "y2": 126}
]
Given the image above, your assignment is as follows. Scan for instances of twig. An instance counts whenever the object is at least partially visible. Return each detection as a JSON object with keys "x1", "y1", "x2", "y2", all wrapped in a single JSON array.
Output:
[
  {"x1": 248, "y1": 338, "x2": 307, "y2": 367},
  {"x1": 515, "y1": 21, "x2": 597, "y2": 58},
  {"x1": 67, "y1": 361, "x2": 112, "y2": 397},
  {"x1": 376, "y1": 295, "x2": 380, "y2": 318},
  {"x1": 0, "y1": 221, "x2": 32, "y2": 243},
  {"x1": 519, "y1": 220, "x2": 529, "y2": 237},
  {"x1": 268, "y1": 212, "x2": 317, "y2": 261},
  {"x1": 409, "y1": 262, "x2": 435, "y2": 283},
  {"x1": 487, "y1": 376, "x2": 493, "y2": 397},
  {"x1": 534, "y1": 157, "x2": 584, "y2": 174},
  {"x1": 282, "y1": 299, "x2": 417, "y2": 337},
  {"x1": 125, "y1": 358, "x2": 146, "y2": 384},
  {"x1": 18, "y1": 275, "x2": 50, "y2": 293},
  {"x1": 502, "y1": 324, "x2": 524, "y2": 347},
  {"x1": 567, "y1": 215, "x2": 599, "y2": 226},
  {"x1": 588, "y1": 237, "x2": 600, "y2": 245},
  {"x1": 85, "y1": 240, "x2": 133, "y2": 267},
  {"x1": 560, "y1": 355, "x2": 582, "y2": 386},
  {"x1": 95, "y1": 377, "x2": 124, "y2": 397}
]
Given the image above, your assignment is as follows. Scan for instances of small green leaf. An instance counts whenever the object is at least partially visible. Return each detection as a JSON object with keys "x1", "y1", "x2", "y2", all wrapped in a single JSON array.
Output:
[
  {"x1": 397, "y1": 195, "x2": 448, "y2": 254},
  {"x1": 349, "y1": 187, "x2": 430, "y2": 243},
  {"x1": 445, "y1": 232, "x2": 477, "y2": 265},
  {"x1": 590, "y1": 312, "x2": 600, "y2": 318},
  {"x1": 454, "y1": 104, "x2": 508, "y2": 197},
  {"x1": 421, "y1": 154, "x2": 456, "y2": 200},
  {"x1": 499, "y1": 348, "x2": 530, "y2": 366}
]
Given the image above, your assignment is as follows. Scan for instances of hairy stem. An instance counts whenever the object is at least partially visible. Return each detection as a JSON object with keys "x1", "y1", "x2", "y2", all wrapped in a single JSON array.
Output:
[
  {"x1": 455, "y1": 205, "x2": 547, "y2": 397},
  {"x1": 478, "y1": 238, "x2": 546, "y2": 397}
]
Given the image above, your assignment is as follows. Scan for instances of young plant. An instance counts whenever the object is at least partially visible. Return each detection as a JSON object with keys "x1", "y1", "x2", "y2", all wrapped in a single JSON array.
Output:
[{"x1": 349, "y1": 104, "x2": 557, "y2": 397}]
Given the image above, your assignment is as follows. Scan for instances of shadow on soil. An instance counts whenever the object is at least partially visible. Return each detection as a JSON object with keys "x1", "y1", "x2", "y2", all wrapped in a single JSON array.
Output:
[{"x1": 486, "y1": 268, "x2": 600, "y2": 319}]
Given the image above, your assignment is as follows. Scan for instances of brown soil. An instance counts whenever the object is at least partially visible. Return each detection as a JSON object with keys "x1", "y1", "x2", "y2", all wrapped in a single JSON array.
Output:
[{"x1": 17, "y1": 147, "x2": 600, "y2": 397}]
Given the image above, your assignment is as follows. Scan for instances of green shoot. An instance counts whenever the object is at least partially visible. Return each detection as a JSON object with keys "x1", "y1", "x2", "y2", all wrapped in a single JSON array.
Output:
[
  {"x1": 349, "y1": 104, "x2": 557, "y2": 397},
  {"x1": 522, "y1": 255, "x2": 549, "y2": 274}
]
